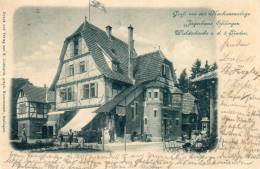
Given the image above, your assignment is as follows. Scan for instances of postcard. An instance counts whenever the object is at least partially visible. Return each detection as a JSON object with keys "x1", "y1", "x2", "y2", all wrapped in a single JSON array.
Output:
[{"x1": 0, "y1": 0, "x2": 260, "y2": 169}]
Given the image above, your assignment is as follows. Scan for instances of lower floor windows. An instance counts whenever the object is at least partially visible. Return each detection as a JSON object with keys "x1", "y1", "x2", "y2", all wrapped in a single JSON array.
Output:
[
  {"x1": 154, "y1": 110, "x2": 157, "y2": 117},
  {"x1": 60, "y1": 87, "x2": 73, "y2": 102},
  {"x1": 83, "y1": 83, "x2": 98, "y2": 99}
]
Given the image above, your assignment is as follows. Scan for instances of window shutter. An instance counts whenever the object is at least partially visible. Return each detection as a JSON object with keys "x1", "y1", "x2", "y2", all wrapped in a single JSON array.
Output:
[
  {"x1": 72, "y1": 87, "x2": 75, "y2": 101},
  {"x1": 81, "y1": 85, "x2": 84, "y2": 99},
  {"x1": 95, "y1": 83, "x2": 98, "y2": 97}
]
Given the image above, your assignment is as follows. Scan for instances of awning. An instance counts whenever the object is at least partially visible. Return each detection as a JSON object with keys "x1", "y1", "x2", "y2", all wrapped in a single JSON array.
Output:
[
  {"x1": 46, "y1": 121, "x2": 57, "y2": 126},
  {"x1": 48, "y1": 110, "x2": 64, "y2": 115},
  {"x1": 60, "y1": 107, "x2": 98, "y2": 133}
]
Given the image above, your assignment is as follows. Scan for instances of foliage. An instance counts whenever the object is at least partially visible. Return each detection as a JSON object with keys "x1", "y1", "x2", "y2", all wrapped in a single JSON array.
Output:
[
  {"x1": 177, "y1": 60, "x2": 217, "y2": 133},
  {"x1": 178, "y1": 68, "x2": 189, "y2": 93},
  {"x1": 190, "y1": 59, "x2": 202, "y2": 79}
]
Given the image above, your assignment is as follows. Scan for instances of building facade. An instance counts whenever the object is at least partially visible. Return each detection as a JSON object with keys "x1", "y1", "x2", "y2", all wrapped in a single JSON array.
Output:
[
  {"x1": 49, "y1": 20, "x2": 198, "y2": 141},
  {"x1": 16, "y1": 84, "x2": 55, "y2": 139}
]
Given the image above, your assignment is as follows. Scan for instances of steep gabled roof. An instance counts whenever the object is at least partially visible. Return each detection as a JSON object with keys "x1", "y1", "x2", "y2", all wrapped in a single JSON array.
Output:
[
  {"x1": 134, "y1": 50, "x2": 177, "y2": 84},
  {"x1": 50, "y1": 22, "x2": 177, "y2": 90},
  {"x1": 81, "y1": 22, "x2": 135, "y2": 84},
  {"x1": 134, "y1": 50, "x2": 164, "y2": 84},
  {"x1": 19, "y1": 84, "x2": 55, "y2": 103},
  {"x1": 50, "y1": 22, "x2": 135, "y2": 90}
]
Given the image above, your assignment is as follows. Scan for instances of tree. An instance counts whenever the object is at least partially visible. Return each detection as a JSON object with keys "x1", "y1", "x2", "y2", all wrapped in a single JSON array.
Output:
[
  {"x1": 178, "y1": 68, "x2": 189, "y2": 93},
  {"x1": 209, "y1": 62, "x2": 217, "y2": 72},
  {"x1": 203, "y1": 60, "x2": 210, "y2": 74},
  {"x1": 190, "y1": 59, "x2": 202, "y2": 79}
]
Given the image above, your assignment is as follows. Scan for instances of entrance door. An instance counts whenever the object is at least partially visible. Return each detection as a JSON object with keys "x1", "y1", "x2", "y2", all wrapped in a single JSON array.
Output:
[
  {"x1": 115, "y1": 115, "x2": 126, "y2": 137},
  {"x1": 42, "y1": 126, "x2": 47, "y2": 138},
  {"x1": 48, "y1": 126, "x2": 54, "y2": 138}
]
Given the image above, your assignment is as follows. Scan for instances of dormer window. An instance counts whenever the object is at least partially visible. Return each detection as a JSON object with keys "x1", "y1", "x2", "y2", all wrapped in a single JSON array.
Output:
[
  {"x1": 112, "y1": 62, "x2": 118, "y2": 72},
  {"x1": 162, "y1": 63, "x2": 171, "y2": 79},
  {"x1": 73, "y1": 38, "x2": 79, "y2": 56},
  {"x1": 20, "y1": 91, "x2": 24, "y2": 98}
]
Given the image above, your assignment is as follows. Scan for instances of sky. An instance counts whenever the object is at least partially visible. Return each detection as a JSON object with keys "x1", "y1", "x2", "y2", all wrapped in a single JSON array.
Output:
[{"x1": 13, "y1": 6, "x2": 216, "y2": 87}]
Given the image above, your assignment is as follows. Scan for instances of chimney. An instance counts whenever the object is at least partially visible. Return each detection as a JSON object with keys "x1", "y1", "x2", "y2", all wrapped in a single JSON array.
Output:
[
  {"x1": 106, "y1": 25, "x2": 112, "y2": 40},
  {"x1": 83, "y1": 16, "x2": 87, "y2": 29},
  {"x1": 128, "y1": 24, "x2": 135, "y2": 83}
]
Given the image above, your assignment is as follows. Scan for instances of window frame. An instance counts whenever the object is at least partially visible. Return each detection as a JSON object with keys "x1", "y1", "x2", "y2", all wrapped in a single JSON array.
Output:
[
  {"x1": 79, "y1": 61, "x2": 86, "y2": 73},
  {"x1": 154, "y1": 110, "x2": 157, "y2": 118},
  {"x1": 148, "y1": 91, "x2": 152, "y2": 98},
  {"x1": 82, "y1": 82, "x2": 98, "y2": 99},
  {"x1": 144, "y1": 118, "x2": 147, "y2": 125},
  {"x1": 154, "y1": 91, "x2": 158, "y2": 98},
  {"x1": 60, "y1": 87, "x2": 73, "y2": 102},
  {"x1": 73, "y1": 38, "x2": 79, "y2": 56},
  {"x1": 68, "y1": 64, "x2": 74, "y2": 76}
]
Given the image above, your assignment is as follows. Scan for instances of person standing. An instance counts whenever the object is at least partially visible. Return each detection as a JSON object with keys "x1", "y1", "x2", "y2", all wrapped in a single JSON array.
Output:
[
  {"x1": 58, "y1": 132, "x2": 64, "y2": 146},
  {"x1": 21, "y1": 127, "x2": 27, "y2": 144},
  {"x1": 68, "y1": 129, "x2": 73, "y2": 145}
]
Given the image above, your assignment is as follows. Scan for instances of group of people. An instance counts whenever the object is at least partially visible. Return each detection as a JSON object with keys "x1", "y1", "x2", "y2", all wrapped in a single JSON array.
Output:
[
  {"x1": 57, "y1": 128, "x2": 116, "y2": 146},
  {"x1": 58, "y1": 129, "x2": 74, "y2": 146}
]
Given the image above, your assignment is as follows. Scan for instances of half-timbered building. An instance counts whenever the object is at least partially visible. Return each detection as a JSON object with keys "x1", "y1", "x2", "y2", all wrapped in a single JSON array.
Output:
[
  {"x1": 16, "y1": 84, "x2": 55, "y2": 139},
  {"x1": 49, "y1": 19, "x2": 198, "y2": 141}
]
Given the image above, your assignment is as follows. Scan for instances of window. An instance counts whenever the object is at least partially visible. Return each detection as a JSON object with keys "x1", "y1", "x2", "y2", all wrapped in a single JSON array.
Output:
[
  {"x1": 176, "y1": 118, "x2": 179, "y2": 126},
  {"x1": 36, "y1": 104, "x2": 44, "y2": 114},
  {"x1": 154, "y1": 92, "x2": 158, "y2": 98},
  {"x1": 73, "y1": 38, "x2": 79, "y2": 56},
  {"x1": 112, "y1": 63, "x2": 118, "y2": 72},
  {"x1": 35, "y1": 104, "x2": 46, "y2": 118},
  {"x1": 20, "y1": 91, "x2": 24, "y2": 97},
  {"x1": 17, "y1": 103, "x2": 28, "y2": 119},
  {"x1": 148, "y1": 92, "x2": 152, "y2": 98},
  {"x1": 79, "y1": 61, "x2": 86, "y2": 73},
  {"x1": 60, "y1": 88, "x2": 67, "y2": 102},
  {"x1": 19, "y1": 103, "x2": 26, "y2": 114},
  {"x1": 162, "y1": 64, "x2": 166, "y2": 76},
  {"x1": 131, "y1": 102, "x2": 138, "y2": 120},
  {"x1": 165, "y1": 65, "x2": 170, "y2": 78},
  {"x1": 163, "y1": 91, "x2": 171, "y2": 106},
  {"x1": 135, "y1": 102, "x2": 138, "y2": 115},
  {"x1": 154, "y1": 110, "x2": 157, "y2": 117},
  {"x1": 83, "y1": 84, "x2": 90, "y2": 99},
  {"x1": 90, "y1": 83, "x2": 96, "y2": 98},
  {"x1": 83, "y1": 83, "x2": 98, "y2": 99},
  {"x1": 131, "y1": 106, "x2": 135, "y2": 119},
  {"x1": 60, "y1": 87, "x2": 73, "y2": 102},
  {"x1": 162, "y1": 63, "x2": 171, "y2": 79},
  {"x1": 69, "y1": 65, "x2": 74, "y2": 76},
  {"x1": 144, "y1": 118, "x2": 147, "y2": 125},
  {"x1": 67, "y1": 87, "x2": 72, "y2": 101}
]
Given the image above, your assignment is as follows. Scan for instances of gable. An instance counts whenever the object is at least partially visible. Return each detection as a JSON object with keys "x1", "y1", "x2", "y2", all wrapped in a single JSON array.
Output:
[
  {"x1": 64, "y1": 36, "x2": 89, "y2": 61},
  {"x1": 18, "y1": 84, "x2": 51, "y2": 103}
]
